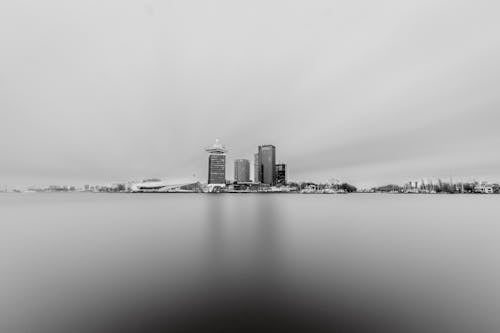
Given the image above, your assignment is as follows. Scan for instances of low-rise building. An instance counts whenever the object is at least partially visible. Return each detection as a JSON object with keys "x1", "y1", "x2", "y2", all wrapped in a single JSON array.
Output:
[{"x1": 474, "y1": 185, "x2": 494, "y2": 194}]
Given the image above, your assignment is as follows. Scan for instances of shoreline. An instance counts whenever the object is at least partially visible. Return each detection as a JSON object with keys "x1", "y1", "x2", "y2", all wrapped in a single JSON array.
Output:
[{"x1": 2, "y1": 191, "x2": 498, "y2": 195}]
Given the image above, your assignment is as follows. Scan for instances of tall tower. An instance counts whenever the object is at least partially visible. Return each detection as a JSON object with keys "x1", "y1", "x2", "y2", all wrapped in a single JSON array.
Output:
[
  {"x1": 254, "y1": 152, "x2": 260, "y2": 183},
  {"x1": 205, "y1": 139, "x2": 227, "y2": 191},
  {"x1": 257, "y1": 145, "x2": 276, "y2": 186},
  {"x1": 234, "y1": 159, "x2": 250, "y2": 183}
]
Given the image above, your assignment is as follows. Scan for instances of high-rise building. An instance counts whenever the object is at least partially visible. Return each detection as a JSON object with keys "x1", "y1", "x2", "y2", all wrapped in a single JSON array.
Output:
[
  {"x1": 205, "y1": 139, "x2": 227, "y2": 185},
  {"x1": 234, "y1": 159, "x2": 250, "y2": 183},
  {"x1": 257, "y1": 145, "x2": 276, "y2": 186},
  {"x1": 254, "y1": 153, "x2": 260, "y2": 183},
  {"x1": 274, "y1": 164, "x2": 287, "y2": 186}
]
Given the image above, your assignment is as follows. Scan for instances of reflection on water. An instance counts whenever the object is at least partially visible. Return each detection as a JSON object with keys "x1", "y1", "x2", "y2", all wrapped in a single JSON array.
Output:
[
  {"x1": 206, "y1": 195, "x2": 224, "y2": 270},
  {"x1": 0, "y1": 193, "x2": 499, "y2": 332},
  {"x1": 205, "y1": 195, "x2": 282, "y2": 278},
  {"x1": 255, "y1": 195, "x2": 279, "y2": 272}
]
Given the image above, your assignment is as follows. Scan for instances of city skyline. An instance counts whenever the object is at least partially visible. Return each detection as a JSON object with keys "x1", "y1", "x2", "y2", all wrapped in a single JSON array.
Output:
[
  {"x1": 3, "y1": 135, "x2": 500, "y2": 189},
  {"x1": 2, "y1": 2, "x2": 500, "y2": 332},
  {"x1": 1, "y1": 1, "x2": 500, "y2": 188},
  {"x1": 2, "y1": 136, "x2": 498, "y2": 193}
]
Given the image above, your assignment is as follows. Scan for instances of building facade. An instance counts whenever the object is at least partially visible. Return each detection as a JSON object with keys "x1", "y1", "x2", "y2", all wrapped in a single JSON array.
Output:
[
  {"x1": 208, "y1": 154, "x2": 226, "y2": 184},
  {"x1": 257, "y1": 145, "x2": 276, "y2": 186},
  {"x1": 274, "y1": 163, "x2": 287, "y2": 186},
  {"x1": 205, "y1": 139, "x2": 227, "y2": 186},
  {"x1": 254, "y1": 153, "x2": 260, "y2": 183},
  {"x1": 234, "y1": 159, "x2": 250, "y2": 183}
]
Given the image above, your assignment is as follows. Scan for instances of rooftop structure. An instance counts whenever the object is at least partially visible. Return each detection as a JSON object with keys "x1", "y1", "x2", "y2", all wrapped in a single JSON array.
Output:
[{"x1": 205, "y1": 138, "x2": 227, "y2": 154}]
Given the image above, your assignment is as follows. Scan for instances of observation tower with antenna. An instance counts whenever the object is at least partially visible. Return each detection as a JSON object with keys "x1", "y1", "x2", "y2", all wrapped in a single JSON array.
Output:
[{"x1": 205, "y1": 139, "x2": 227, "y2": 192}]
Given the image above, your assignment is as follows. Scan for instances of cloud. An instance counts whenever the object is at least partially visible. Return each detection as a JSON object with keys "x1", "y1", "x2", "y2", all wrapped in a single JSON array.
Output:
[{"x1": 1, "y1": 0, "x2": 499, "y2": 186}]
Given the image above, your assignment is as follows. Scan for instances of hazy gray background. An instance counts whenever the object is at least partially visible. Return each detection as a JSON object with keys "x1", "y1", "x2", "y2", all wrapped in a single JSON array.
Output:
[{"x1": 1, "y1": 0, "x2": 499, "y2": 187}]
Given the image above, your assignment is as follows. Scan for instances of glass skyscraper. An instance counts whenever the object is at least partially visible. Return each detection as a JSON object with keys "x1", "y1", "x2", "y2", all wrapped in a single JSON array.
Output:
[
  {"x1": 256, "y1": 145, "x2": 276, "y2": 186},
  {"x1": 254, "y1": 153, "x2": 260, "y2": 183}
]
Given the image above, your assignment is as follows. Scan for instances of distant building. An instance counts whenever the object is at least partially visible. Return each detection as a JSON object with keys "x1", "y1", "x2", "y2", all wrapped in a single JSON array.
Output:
[
  {"x1": 474, "y1": 185, "x2": 494, "y2": 194},
  {"x1": 227, "y1": 182, "x2": 260, "y2": 192},
  {"x1": 131, "y1": 179, "x2": 203, "y2": 193},
  {"x1": 257, "y1": 145, "x2": 276, "y2": 185},
  {"x1": 274, "y1": 164, "x2": 287, "y2": 186},
  {"x1": 205, "y1": 139, "x2": 227, "y2": 191},
  {"x1": 254, "y1": 153, "x2": 260, "y2": 183},
  {"x1": 234, "y1": 159, "x2": 250, "y2": 183}
]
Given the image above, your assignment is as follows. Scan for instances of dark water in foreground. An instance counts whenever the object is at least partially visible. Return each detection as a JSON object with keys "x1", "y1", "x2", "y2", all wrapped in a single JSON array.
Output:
[{"x1": 1, "y1": 193, "x2": 499, "y2": 332}]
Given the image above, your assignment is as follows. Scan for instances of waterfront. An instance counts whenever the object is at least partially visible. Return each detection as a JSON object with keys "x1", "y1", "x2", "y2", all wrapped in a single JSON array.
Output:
[{"x1": 1, "y1": 193, "x2": 499, "y2": 332}]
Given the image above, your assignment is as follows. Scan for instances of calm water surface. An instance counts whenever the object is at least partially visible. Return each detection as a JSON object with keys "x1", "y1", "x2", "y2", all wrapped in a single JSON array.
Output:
[{"x1": 1, "y1": 193, "x2": 499, "y2": 332}]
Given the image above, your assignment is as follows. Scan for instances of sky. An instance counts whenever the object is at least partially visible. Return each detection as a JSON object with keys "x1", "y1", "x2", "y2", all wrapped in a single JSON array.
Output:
[{"x1": 1, "y1": 0, "x2": 499, "y2": 188}]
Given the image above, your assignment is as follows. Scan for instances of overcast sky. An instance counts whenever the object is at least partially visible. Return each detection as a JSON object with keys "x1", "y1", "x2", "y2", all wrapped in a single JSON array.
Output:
[{"x1": 1, "y1": 0, "x2": 499, "y2": 187}]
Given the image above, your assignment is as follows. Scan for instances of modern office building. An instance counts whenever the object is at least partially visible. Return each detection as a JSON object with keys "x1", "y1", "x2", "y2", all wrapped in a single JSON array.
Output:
[
  {"x1": 254, "y1": 153, "x2": 260, "y2": 183},
  {"x1": 256, "y1": 145, "x2": 276, "y2": 186},
  {"x1": 234, "y1": 159, "x2": 250, "y2": 183},
  {"x1": 205, "y1": 139, "x2": 227, "y2": 189},
  {"x1": 274, "y1": 163, "x2": 287, "y2": 186}
]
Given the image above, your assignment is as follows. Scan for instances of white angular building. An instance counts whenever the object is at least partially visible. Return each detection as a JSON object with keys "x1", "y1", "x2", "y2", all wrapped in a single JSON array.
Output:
[{"x1": 131, "y1": 178, "x2": 203, "y2": 193}]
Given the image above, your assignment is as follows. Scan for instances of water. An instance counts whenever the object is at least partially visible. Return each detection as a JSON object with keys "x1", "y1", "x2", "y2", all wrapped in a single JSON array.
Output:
[{"x1": 1, "y1": 193, "x2": 499, "y2": 332}]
